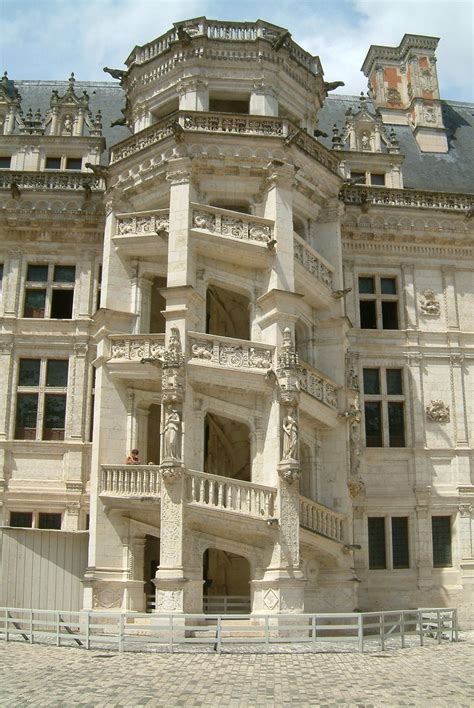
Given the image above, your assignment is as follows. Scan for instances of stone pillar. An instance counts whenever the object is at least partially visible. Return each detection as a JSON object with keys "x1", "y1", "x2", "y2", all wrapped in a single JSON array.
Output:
[
  {"x1": 76, "y1": 251, "x2": 96, "y2": 319},
  {"x1": 401, "y1": 263, "x2": 417, "y2": 330},
  {"x1": 415, "y1": 487, "x2": 433, "y2": 590},
  {"x1": 406, "y1": 353, "x2": 426, "y2": 450},
  {"x1": 64, "y1": 501, "x2": 81, "y2": 531},
  {"x1": 458, "y1": 504, "x2": 473, "y2": 560},
  {"x1": 263, "y1": 160, "x2": 295, "y2": 292},
  {"x1": 177, "y1": 79, "x2": 209, "y2": 112},
  {"x1": 450, "y1": 354, "x2": 468, "y2": 448},
  {"x1": 135, "y1": 277, "x2": 153, "y2": 333},
  {"x1": 3, "y1": 249, "x2": 22, "y2": 318},
  {"x1": 250, "y1": 82, "x2": 278, "y2": 116},
  {"x1": 442, "y1": 266, "x2": 459, "y2": 330},
  {"x1": 68, "y1": 343, "x2": 89, "y2": 441}
]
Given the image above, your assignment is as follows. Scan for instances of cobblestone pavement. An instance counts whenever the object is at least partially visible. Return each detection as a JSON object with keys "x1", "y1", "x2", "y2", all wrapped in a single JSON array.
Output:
[{"x1": 1, "y1": 635, "x2": 473, "y2": 707}]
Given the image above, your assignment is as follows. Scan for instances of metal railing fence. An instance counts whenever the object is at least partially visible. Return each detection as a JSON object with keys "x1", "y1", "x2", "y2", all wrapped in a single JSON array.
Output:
[{"x1": 0, "y1": 607, "x2": 458, "y2": 654}]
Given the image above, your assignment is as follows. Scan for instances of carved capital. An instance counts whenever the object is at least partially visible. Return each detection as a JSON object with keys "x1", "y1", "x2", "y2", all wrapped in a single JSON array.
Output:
[
  {"x1": 458, "y1": 503, "x2": 473, "y2": 518},
  {"x1": 348, "y1": 479, "x2": 365, "y2": 498},
  {"x1": 405, "y1": 352, "x2": 423, "y2": 367},
  {"x1": 74, "y1": 342, "x2": 88, "y2": 357},
  {"x1": 450, "y1": 353, "x2": 464, "y2": 367}
]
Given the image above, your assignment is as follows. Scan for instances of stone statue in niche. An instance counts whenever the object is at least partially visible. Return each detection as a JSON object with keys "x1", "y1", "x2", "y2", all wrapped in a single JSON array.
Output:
[
  {"x1": 162, "y1": 407, "x2": 181, "y2": 461},
  {"x1": 361, "y1": 132, "x2": 371, "y2": 151},
  {"x1": 62, "y1": 114, "x2": 73, "y2": 135},
  {"x1": 426, "y1": 400, "x2": 450, "y2": 423},
  {"x1": 282, "y1": 409, "x2": 299, "y2": 462},
  {"x1": 420, "y1": 289, "x2": 440, "y2": 316}
]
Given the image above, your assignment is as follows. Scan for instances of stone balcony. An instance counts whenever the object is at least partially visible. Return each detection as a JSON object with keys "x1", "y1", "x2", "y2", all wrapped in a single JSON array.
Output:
[
  {"x1": 299, "y1": 359, "x2": 339, "y2": 411},
  {"x1": 99, "y1": 464, "x2": 161, "y2": 508},
  {"x1": 191, "y1": 203, "x2": 275, "y2": 268},
  {"x1": 106, "y1": 334, "x2": 165, "y2": 380},
  {"x1": 113, "y1": 209, "x2": 170, "y2": 257},
  {"x1": 299, "y1": 495, "x2": 346, "y2": 543},
  {"x1": 294, "y1": 233, "x2": 335, "y2": 307},
  {"x1": 187, "y1": 331, "x2": 274, "y2": 391},
  {"x1": 0, "y1": 170, "x2": 104, "y2": 192},
  {"x1": 109, "y1": 110, "x2": 340, "y2": 174}
]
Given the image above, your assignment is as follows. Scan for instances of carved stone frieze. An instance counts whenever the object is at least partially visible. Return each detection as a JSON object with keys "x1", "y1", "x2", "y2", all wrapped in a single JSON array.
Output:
[
  {"x1": 110, "y1": 336, "x2": 165, "y2": 362},
  {"x1": 189, "y1": 336, "x2": 272, "y2": 370},
  {"x1": 276, "y1": 328, "x2": 301, "y2": 406},
  {"x1": 426, "y1": 400, "x2": 450, "y2": 423},
  {"x1": 458, "y1": 503, "x2": 473, "y2": 518},
  {"x1": 116, "y1": 212, "x2": 169, "y2": 236},
  {"x1": 192, "y1": 207, "x2": 274, "y2": 244},
  {"x1": 294, "y1": 239, "x2": 333, "y2": 288}
]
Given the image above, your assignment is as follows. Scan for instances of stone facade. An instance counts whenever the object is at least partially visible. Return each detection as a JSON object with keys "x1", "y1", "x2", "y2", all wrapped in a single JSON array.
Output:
[{"x1": 0, "y1": 19, "x2": 473, "y2": 627}]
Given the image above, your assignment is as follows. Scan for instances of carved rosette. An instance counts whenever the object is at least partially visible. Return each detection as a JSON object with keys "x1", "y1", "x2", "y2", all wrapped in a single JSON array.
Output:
[{"x1": 426, "y1": 400, "x2": 450, "y2": 423}]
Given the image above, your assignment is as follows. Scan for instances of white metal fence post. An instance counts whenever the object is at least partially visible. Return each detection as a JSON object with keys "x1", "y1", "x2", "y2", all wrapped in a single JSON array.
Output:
[
  {"x1": 358, "y1": 614, "x2": 364, "y2": 653},
  {"x1": 118, "y1": 613, "x2": 124, "y2": 653},
  {"x1": 85, "y1": 611, "x2": 90, "y2": 650},
  {"x1": 454, "y1": 609, "x2": 459, "y2": 642},
  {"x1": 437, "y1": 610, "x2": 442, "y2": 645},
  {"x1": 169, "y1": 615, "x2": 173, "y2": 653},
  {"x1": 56, "y1": 611, "x2": 60, "y2": 647},
  {"x1": 418, "y1": 610, "x2": 424, "y2": 646},
  {"x1": 265, "y1": 615, "x2": 269, "y2": 648},
  {"x1": 29, "y1": 610, "x2": 33, "y2": 644},
  {"x1": 4, "y1": 609, "x2": 8, "y2": 642},
  {"x1": 400, "y1": 612, "x2": 405, "y2": 649},
  {"x1": 380, "y1": 613, "x2": 385, "y2": 651},
  {"x1": 312, "y1": 615, "x2": 316, "y2": 645},
  {"x1": 217, "y1": 615, "x2": 222, "y2": 654}
]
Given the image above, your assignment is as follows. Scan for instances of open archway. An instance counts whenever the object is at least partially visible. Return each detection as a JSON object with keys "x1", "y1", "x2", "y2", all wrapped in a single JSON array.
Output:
[{"x1": 203, "y1": 548, "x2": 251, "y2": 613}]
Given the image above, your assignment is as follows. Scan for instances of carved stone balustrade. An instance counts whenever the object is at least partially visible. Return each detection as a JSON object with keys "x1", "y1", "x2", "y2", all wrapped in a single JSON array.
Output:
[
  {"x1": 185, "y1": 469, "x2": 277, "y2": 519},
  {"x1": 108, "y1": 334, "x2": 165, "y2": 361},
  {"x1": 191, "y1": 203, "x2": 274, "y2": 244},
  {"x1": 109, "y1": 110, "x2": 339, "y2": 173},
  {"x1": 340, "y1": 185, "x2": 474, "y2": 214},
  {"x1": 0, "y1": 171, "x2": 103, "y2": 192},
  {"x1": 115, "y1": 209, "x2": 170, "y2": 237},
  {"x1": 188, "y1": 331, "x2": 274, "y2": 371},
  {"x1": 100, "y1": 465, "x2": 161, "y2": 500},
  {"x1": 299, "y1": 495, "x2": 346, "y2": 543},
  {"x1": 299, "y1": 359, "x2": 339, "y2": 410},
  {"x1": 294, "y1": 234, "x2": 334, "y2": 290}
]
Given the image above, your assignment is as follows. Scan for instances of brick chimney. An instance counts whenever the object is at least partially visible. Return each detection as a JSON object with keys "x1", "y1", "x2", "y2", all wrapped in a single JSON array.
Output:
[{"x1": 361, "y1": 34, "x2": 448, "y2": 153}]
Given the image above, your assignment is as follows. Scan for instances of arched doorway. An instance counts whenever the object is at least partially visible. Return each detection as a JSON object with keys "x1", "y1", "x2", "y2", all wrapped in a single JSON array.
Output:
[{"x1": 203, "y1": 548, "x2": 251, "y2": 613}]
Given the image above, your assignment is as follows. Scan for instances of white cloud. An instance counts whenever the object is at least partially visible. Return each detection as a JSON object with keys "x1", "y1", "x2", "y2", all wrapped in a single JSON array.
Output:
[{"x1": 1, "y1": 0, "x2": 472, "y2": 100}]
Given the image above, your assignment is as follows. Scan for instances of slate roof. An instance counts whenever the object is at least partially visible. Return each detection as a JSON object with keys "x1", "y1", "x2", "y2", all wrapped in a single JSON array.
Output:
[
  {"x1": 13, "y1": 80, "x2": 130, "y2": 162},
  {"x1": 8, "y1": 81, "x2": 474, "y2": 192},
  {"x1": 317, "y1": 95, "x2": 474, "y2": 193}
]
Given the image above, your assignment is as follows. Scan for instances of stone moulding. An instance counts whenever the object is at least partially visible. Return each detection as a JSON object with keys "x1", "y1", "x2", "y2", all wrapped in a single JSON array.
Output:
[
  {"x1": 191, "y1": 203, "x2": 274, "y2": 244},
  {"x1": 0, "y1": 171, "x2": 103, "y2": 192},
  {"x1": 426, "y1": 399, "x2": 450, "y2": 423},
  {"x1": 115, "y1": 209, "x2": 170, "y2": 236},
  {"x1": 294, "y1": 234, "x2": 334, "y2": 289},
  {"x1": 188, "y1": 332, "x2": 274, "y2": 370},
  {"x1": 340, "y1": 184, "x2": 474, "y2": 213},
  {"x1": 108, "y1": 334, "x2": 165, "y2": 361}
]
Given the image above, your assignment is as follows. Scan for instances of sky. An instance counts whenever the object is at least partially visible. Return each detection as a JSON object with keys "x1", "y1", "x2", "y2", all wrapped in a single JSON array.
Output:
[{"x1": 1, "y1": 0, "x2": 473, "y2": 102}]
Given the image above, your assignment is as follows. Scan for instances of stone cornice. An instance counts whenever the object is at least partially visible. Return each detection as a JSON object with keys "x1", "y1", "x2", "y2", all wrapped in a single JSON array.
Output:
[{"x1": 361, "y1": 34, "x2": 440, "y2": 76}]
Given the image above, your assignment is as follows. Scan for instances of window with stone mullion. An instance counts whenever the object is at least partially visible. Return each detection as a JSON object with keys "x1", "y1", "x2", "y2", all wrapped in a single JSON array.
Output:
[
  {"x1": 14, "y1": 358, "x2": 69, "y2": 441},
  {"x1": 363, "y1": 367, "x2": 405, "y2": 447}
]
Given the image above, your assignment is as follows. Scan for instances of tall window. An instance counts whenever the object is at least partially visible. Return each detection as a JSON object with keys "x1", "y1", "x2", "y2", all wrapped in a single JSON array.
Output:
[
  {"x1": 368, "y1": 516, "x2": 410, "y2": 569},
  {"x1": 23, "y1": 264, "x2": 75, "y2": 319},
  {"x1": 363, "y1": 367, "x2": 405, "y2": 447},
  {"x1": 15, "y1": 358, "x2": 69, "y2": 440},
  {"x1": 358, "y1": 275, "x2": 399, "y2": 329},
  {"x1": 432, "y1": 516, "x2": 452, "y2": 567}
]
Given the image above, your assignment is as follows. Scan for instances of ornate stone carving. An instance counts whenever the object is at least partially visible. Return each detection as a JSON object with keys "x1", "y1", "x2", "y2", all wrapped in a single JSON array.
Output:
[
  {"x1": 162, "y1": 406, "x2": 182, "y2": 463},
  {"x1": 161, "y1": 328, "x2": 185, "y2": 404},
  {"x1": 426, "y1": 400, "x2": 450, "y2": 422},
  {"x1": 160, "y1": 464, "x2": 183, "y2": 482},
  {"x1": 450, "y1": 353, "x2": 464, "y2": 367},
  {"x1": 294, "y1": 239, "x2": 334, "y2": 288},
  {"x1": 340, "y1": 185, "x2": 474, "y2": 214},
  {"x1": 190, "y1": 336, "x2": 272, "y2": 370},
  {"x1": 192, "y1": 207, "x2": 273, "y2": 244},
  {"x1": 345, "y1": 350, "x2": 359, "y2": 390},
  {"x1": 276, "y1": 328, "x2": 301, "y2": 406},
  {"x1": 458, "y1": 503, "x2": 473, "y2": 518},
  {"x1": 116, "y1": 212, "x2": 169, "y2": 236},
  {"x1": 282, "y1": 409, "x2": 299, "y2": 462},
  {"x1": 92, "y1": 585, "x2": 122, "y2": 609},
  {"x1": 419, "y1": 289, "x2": 440, "y2": 316},
  {"x1": 263, "y1": 588, "x2": 279, "y2": 610},
  {"x1": 66, "y1": 501, "x2": 81, "y2": 515},
  {"x1": 110, "y1": 336, "x2": 165, "y2": 361},
  {"x1": 348, "y1": 479, "x2": 365, "y2": 498}
]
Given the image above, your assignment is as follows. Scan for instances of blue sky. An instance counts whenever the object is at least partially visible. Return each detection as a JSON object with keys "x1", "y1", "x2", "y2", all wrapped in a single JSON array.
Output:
[{"x1": 1, "y1": 0, "x2": 473, "y2": 101}]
